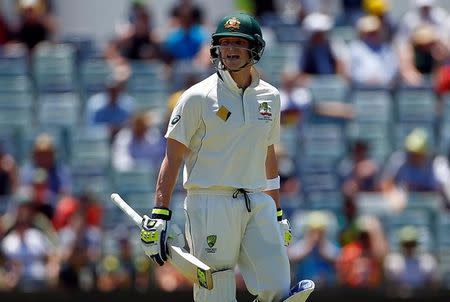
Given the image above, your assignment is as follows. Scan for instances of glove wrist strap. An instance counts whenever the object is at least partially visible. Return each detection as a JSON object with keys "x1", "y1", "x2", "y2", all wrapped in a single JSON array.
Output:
[
  {"x1": 151, "y1": 207, "x2": 172, "y2": 220},
  {"x1": 277, "y1": 208, "x2": 283, "y2": 221}
]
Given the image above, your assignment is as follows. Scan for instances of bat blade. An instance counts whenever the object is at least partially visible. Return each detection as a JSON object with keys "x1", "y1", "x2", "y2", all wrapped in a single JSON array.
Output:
[{"x1": 110, "y1": 193, "x2": 214, "y2": 290}]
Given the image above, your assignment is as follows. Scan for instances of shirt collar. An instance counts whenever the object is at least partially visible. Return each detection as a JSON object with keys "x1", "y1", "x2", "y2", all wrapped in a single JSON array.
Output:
[{"x1": 218, "y1": 68, "x2": 260, "y2": 95}]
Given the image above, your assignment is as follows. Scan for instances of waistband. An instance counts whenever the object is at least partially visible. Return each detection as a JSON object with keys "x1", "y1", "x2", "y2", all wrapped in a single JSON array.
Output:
[{"x1": 187, "y1": 187, "x2": 261, "y2": 196}]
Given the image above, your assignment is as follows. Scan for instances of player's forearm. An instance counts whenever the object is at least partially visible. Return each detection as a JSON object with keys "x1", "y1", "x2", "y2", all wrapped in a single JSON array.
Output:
[
  {"x1": 154, "y1": 156, "x2": 183, "y2": 208},
  {"x1": 265, "y1": 189, "x2": 280, "y2": 209}
]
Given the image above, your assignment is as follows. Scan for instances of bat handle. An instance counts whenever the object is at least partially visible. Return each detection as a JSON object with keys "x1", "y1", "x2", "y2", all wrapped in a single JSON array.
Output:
[{"x1": 110, "y1": 193, "x2": 143, "y2": 226}]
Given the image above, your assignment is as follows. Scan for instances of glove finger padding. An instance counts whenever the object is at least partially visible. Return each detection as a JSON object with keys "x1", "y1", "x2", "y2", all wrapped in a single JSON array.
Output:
[
  {"x1": 140, "y1": 207, "x2": 172, "y2": 265},
  {"x1": 279, "y1": 219, "x2": 292, "y2": 247}
]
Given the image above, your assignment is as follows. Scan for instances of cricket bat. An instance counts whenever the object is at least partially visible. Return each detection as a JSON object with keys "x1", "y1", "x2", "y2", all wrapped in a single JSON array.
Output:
[{"x1": 110, "y1": 193, "x2": 214, "y2": 290}]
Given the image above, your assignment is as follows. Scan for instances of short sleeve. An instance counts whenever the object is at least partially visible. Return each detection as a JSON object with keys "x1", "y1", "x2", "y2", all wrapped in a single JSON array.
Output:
[
  {"x1": 165, "y1": 90, "x2": 202, "y2": 148},
  {"x1": 267, "y1": 92, "x2": 281, "y2": 146}
]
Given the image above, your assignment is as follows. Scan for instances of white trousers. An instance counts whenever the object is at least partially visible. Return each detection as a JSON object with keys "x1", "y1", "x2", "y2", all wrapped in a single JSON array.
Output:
[{"x1": 184, "y1": 190, "x2": 291, "y2": 302}]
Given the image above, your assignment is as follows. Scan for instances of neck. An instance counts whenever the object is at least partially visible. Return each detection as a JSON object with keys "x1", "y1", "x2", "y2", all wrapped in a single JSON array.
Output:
[{"x1": 229, "y1": 66, "x2": 252, "y2": 89}]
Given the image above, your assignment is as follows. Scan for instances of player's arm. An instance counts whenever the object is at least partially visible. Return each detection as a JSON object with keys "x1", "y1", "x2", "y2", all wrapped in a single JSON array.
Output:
[
  {"x1": 154, "y1": 138, "x2": 189, "y2": 208},
  {"x1": 265, "y1": 144, "x2": 280, "y2": 208}
]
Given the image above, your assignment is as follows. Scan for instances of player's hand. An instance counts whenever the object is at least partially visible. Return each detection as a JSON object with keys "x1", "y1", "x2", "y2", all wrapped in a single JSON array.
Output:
[
  {"x1": 140, "y1": 207, "x2": 172, "y2": 266},
  {"x1": 277, "y1": 208, "x2": 292, "y2": 247}
]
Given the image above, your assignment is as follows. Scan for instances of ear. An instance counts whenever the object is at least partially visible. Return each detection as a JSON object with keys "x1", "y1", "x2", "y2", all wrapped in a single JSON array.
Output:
[{"x1": 210, "y1": 44, "x2": 219, "y2": 59}]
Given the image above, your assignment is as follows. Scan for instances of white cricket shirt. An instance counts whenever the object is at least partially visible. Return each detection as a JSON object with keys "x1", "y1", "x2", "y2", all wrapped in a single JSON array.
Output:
[{"x1": 165, "y1": 68, "x2": 281, "y2": 190}]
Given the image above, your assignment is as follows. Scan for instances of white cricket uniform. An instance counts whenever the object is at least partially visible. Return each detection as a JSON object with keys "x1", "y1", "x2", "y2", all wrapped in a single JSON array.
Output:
[{"x1": 166, "y1": 68, "x2": 291, "y2": 302}]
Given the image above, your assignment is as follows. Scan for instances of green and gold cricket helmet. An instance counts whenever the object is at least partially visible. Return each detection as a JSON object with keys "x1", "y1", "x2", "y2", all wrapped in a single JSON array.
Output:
[{"x1": 211, "y1": 12, "x2": 265, "y2": 63}]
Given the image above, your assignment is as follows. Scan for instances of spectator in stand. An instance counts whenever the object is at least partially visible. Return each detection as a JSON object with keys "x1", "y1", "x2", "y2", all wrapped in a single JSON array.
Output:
[
  {"x1": 395, "y1": 0, "x2": 448, "y2": 47},
  {"x1": 336, "y1": 0, "x2": 365, "y2": 26},
  {"x1": 0, "y1": 190, "x2": 60, "y2": 292},
  {"x1": 20, "y1": 134, "x2": 71, "y2": 218},
  {"x1": 435, "y1": 57, "x2": 450, "y2": 96},
  {"x1": 380, "y1": 128, "x2": 440, "y2": 192},
  {"x1": 58, "y1": 238, "x2": 91, "y2": 290},
  {"x1": 288, "y1": 211, "x2": 340, "y2": 288},
  {"x1": 399, "y1": 24, "x2": 447, "y2": 87},
  {"x1": 337, "y1": 140, "x2": 379, "y2": 200},
  {"x1": 106, "y1": 1, "x2": 161, "y2": 62},
  {"x1": 52, "y1": 192, "x2": 103, "y2": 231},
  {"x1": 362, "y1": 0, "x2": 396, "y2": 42},
  {"x1": 112, "y1": 111, "x2": 165, "y2": 172},
  {"x1": 0, "y1": 8, "x2": 12, "y2": 46},
  {"x1": 162, "y1": 5, "x2": 209, "y2": 62},
  {"x1": 384, "y1": 226, "x2": 439, "y2": 294},
  {"x1": 299, "y1": 13, "x2": 348, "y2": 80},
  {"x1": 338, "y1": 195, "x2": 360, "y2": 246},
  {"x1": 348, "y1": 15, "x2": 398, "y2": 88},
  {"x1": 85, "y1": 66, "x2": 136, "y2": 141},
  {"x1": 275, "y1": 145, "x2": 301, "y2": 199},
  {"x1": 279, "y1": 71, "x2": 312, "y2": 129},
  {"x1": 169, "y1": 0, "x2": 204, "y2": 26},
  {"x1": 336, "y1": 215, "x2": 388, "y2": 288},
  {"x1": 58, "y1": 210, "x2": 101, "y2": 291},
  {"x1": 15, "y1": 0, "x2": 56, "y2": 51},
  {"x1": 0, "y1": 142, "x2": 18, "y2": 197},
  {"x1": 96, "y1": 229, "x2": 139, "y2": 291}
]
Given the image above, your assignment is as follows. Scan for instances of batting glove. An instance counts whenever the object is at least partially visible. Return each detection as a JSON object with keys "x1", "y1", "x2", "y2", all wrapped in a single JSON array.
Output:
[
  {"x1": 140, "y1": 207, "x2": 172, "y2": 266},
  {"x1": 277, "y1": 208, "x2": 292, "y2": 247}
]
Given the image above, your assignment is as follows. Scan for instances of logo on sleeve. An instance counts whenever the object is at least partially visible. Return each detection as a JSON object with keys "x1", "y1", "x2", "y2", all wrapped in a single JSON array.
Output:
[{"x1": 171, "y1": 115, "x2": 181, "y2": 125}]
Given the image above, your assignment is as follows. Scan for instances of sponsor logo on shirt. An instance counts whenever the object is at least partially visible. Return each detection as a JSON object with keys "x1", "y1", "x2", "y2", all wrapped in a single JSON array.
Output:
[
  {"x1": 216, "y1": 105, "x2": 231, "y2": 122},
  {"x1": 258, "y1": 102, "x2": 272, "y2": 121},
  {"x1": 206, "y1": 234, "x2": 217, "y2": 253}
]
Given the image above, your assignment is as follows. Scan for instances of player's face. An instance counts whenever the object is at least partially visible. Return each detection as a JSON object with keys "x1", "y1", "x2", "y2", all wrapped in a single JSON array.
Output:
[{"x1": 218, "y1": 37, "x2": 251, "y2": 70}]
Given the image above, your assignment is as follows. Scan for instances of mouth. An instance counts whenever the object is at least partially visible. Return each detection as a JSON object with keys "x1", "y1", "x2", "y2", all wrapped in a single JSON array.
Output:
[{"x1": 223, "y1": 54, "x2": 241, "y2": 63}]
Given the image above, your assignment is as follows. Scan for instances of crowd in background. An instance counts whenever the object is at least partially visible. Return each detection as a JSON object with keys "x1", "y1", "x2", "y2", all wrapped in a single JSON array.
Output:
[{"x1": 0, "y1": 0, "x2": 450, "y2": 297}]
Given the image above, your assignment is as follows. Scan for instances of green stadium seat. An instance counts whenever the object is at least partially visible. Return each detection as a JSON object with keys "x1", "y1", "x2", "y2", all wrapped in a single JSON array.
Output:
[
  {"x1": 131, "y1": 90, "x2": 169, "y2": 111},
  {"x1": 113, "y1": 167, "x2": 157, "y2": 193},
  {"x1": 80, "y1": 58, "x2": 111, "y2": 94},
  {"x1": 302, "y1": 124, "x2": 346, "y2": 159},
  {"x1": 0, "y1": 76, "x2": 32, "y2": 92},
  {"x1": 350, "y1": 89, "x2": 393, "y2": 123},
  {"x1": 307, "y1": 75, "x2": 348, "y2": 103},
  {"x1": 70, "y1": 126, "x2": 110, "y2": 166},
  {"x1": 346, "y1": 122, "x2": 392, "y2": 162},
  {"x1": 330, "y1": 26, "x2": 356, "y2": 44},
  {"x1": 37, "y1": 93, "x2": 81, "y2": 127},
  {"x1": 33, "y1": 43, "x2": 77, "y2": 91},
  {"x1": 395, "y1": 88, "x2": 436, "y2": 123}
]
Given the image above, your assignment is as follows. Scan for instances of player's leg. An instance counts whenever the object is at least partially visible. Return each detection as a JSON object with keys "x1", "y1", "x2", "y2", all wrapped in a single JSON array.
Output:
[
  {"x1": 238, "y1": 192, "x2": 291, "y2": 302},
  {"x1": 184, "y1": 192, "x2": 245, "y2": 302}
]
